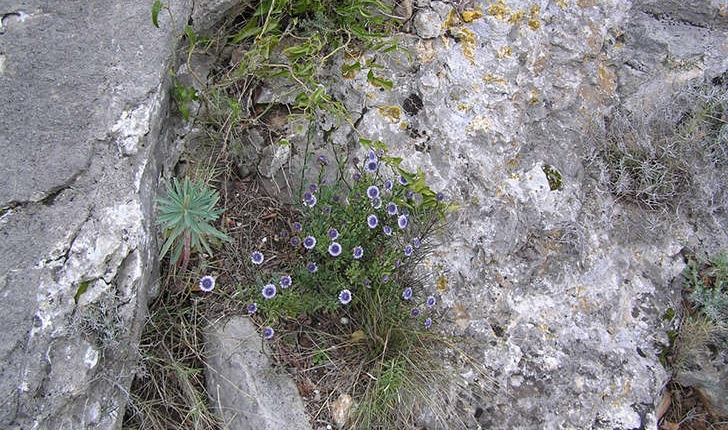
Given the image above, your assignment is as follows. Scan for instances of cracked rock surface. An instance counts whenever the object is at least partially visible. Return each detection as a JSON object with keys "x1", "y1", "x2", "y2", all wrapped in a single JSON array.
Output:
[{"x1": 0, "y1": 1, "x2": 190, "y2": 428}]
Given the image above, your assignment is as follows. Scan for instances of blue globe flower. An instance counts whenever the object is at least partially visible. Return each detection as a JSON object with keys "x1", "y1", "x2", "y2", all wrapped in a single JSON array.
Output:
[
  {"x1": 367, "y1": 185, "x2": 380, "y2": 200},
  {"x1": 383, "y1": 225, "x2": 392, "y2": 236},
  {"x1": 199, "y1": 276, "x2": 215, "y2": 292},
  {"x1": 328, "y1": 242, "x2": 342, "y2": 257},
  {"x1": 262, "y1": 284, "x2": 276, "y2": 299},
  {"x1": 280, "y1": 275, "x2": 292, "y2": 289},
  {"x1": 425, "y1": 317, "x2": 432, "y2": 330},
  {"x1": 353, "y1": 246, "x2": 364, "y2": 259},
  {"x1": 426, "y1": 296, "x2": 436, "y2": 307},
  {"x1": 403, "y1": 287, "x2": 413, "y2": 300},
  {"x1": 303, "y1": 236, "x2": 317, "y2": 250},
  {"x1": 247, "y1": 302, "x2": 257, "y2": 314},
  {"x1": 293, "y1": 221, "x2": 303, "y2": 231},
  {"x1": 413, "y1": 237, "x2": 421, "y2": 248},
  {"x1": 339, "y1": 289, "x2": 352, "y2": 305},
  {"x1": 251, "y1": 251, "x2": 264, "y2": 265},
  {"x1": 398, "y1": 215, "x2": 408, "y2": 229},
  {"x1": 386, "y1": 202, "x2": 398, "y2": 216},
  {"x1": 307, "y1": 262, "x2": 318, "y2": 273},
  {"x1": 367, "y1": 214, "x2": 378, "y2": 229},
  {"x1": 328, "y1": 228, "x2": 339, "y2": 240},
  {"x1": 263, "y1": 326, "x2": 275, "y2": 339},
  {"x1": 410, "y1": 308, "x2": 420, "y2": 317},
  {"x1": 404, "y1": 245, "x2": 413, "y2": 257}
]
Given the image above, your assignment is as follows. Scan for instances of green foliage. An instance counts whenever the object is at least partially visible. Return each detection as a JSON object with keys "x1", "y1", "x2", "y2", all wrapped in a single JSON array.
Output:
[
  {"x1": 667, "y1": 252, "x2": 728, "y2": 369},
  {"x1": 156, "y1": 177, "x2": 231, "y2": 268},
  {"x1": 172, "y1": 84, "x2": 198, "y2": 122},
  {"x1": 151, "y1": 0, "x2": 163, "y2": 28},
  {"x1": 247, "y1": 150, "x2": 446, "y2": 325}
]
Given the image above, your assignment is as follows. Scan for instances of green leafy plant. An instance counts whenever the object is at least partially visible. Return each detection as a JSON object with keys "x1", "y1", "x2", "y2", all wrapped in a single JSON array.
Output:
[
  {"x1": 239, "y1": 141, "x2": 454, "y2": 427},
  {"x1": 156, "y1": 177, "x2": 231, "y2": 272}
]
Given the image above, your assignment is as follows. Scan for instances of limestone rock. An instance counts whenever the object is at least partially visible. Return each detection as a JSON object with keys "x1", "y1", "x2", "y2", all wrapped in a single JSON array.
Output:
[
  {"x1": 204, "y1": 316, "x2": 312, "y2": 430},
  {"x1": 313, "y1": 0, "x2": 728, "y2": 428},
  {"x1": 0, "y1": 0, "x2": 191, "y2": 428}
]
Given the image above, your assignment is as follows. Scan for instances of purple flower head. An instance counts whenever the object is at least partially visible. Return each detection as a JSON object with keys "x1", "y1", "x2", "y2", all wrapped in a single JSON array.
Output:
[
  {"x1": 280, "y1": 275, "x2": 292, "y2": 289},
  {"x1": 339, "y1": 289, "x2": 352, "y2": 305},
  {"x1": 293, "y1": 222, "x2": 303, "y2": 231},
  {"x1": 332, "y1": 195, "x2": 340, "y2": 203},
  {"x1": 323, "y1": 205, "x2": 331, "y2": 214},
  {"x1": 317, "y1": 154, "x2": 329, "y2": 165},
  {"x1": 365, "y1": 159, "x2": 378, "y2": 173},
  {"x1": 371, "y1": 198, "x2": 382, "y2": 209},
  {"x1": 367, "y1": 185, "x2": 380, "y2": 200},
  {"x1": 303, "y1": 191, "x2": 313, "y2": 202},
  {"x1": 404, "y1": 245, "x2": 413, "y2": 257},
  {"x1": 401, "y1": 208, "x2": 409, "y2": 216},
  {"x1": 247, "y1": 302, "x2": 257, "y2": 314},
  {"x1": 305, "y1": 195, "x2": 317, "y2": 207},
  {"x1": 353, "y1": 246, "x2": 364, "y2": 259},
  {"x1": 352, "y1": 157, "x2": 360, "y2": 165},
  {"x1": 406, "y1": 190, "x2": 414, "y2": 199},
  {"x1": 199, "y1": 276, "x2": 215, "y2": 292},
  {"x1": 425, "y1": 317, "x2": 432, "y2": 330},
  {"x1": 395, "y1": 259, "x2": 401, "y2": 267},
  {"x1": 368, "y1": 150, "x2": 377, "y2": 161},
  {"x1": 403, "y1": 287, "x2": 413, "y2": 300},
  {"x1": 381, "y1": 275, "x2": 389, "y2": 283},
  {"x1": 363, "y1": 279, "x2": 371, "y2": 286},
  {"x1": 263, "y1": 326, "x2": 275, "y2": 339},
  {"x1": 398, "y1": 175, "x2": 408, "y2": 186},
  {"x1": 367, "y1": 214, "x2": 379, "y2": 229},
  {"x1": 384, "y1": 179, "x2": 393, "y2": 191},
  {"x1": 436, "y1": 192, "x2": 445, "y2": 202},
  {"x1": 376, "y1": 149, "x2": 384, "y2": 157},
  {"x1": 353, "y1": 173, "x2": 362, "y2": 181},
  {"x1": 303, "y1": 236, "x2": 317, "y2": 250},
  {"x1": 328, "y1": 242, "x2": 342, "y2": 257},
  {"x1": 426, "y1": 296, "x2": 436, "y2": 308},
  {"x1": 309, "y1": 184, "x2": 318, "y2": 193},
  {"x1": 291, "y1": 236, "x2": 301, "y2": 247},
  {"x1": 262, "y1": 284, "x2": 276, "y2": 299},
  {"x1": 327, "y1": 228, "x2": 339, "y2": 240},
  {"x1": 398, "y1": 215, "x2": 408, "y2": 229},
  {"x1": 251, "y1": 251, "x2": 264, "y2": 265},
  {"x1": 383, "y1": 225, "x2": 392, "y2": 236},
  {"x1": 386, "y1": 202, "x2": 398, "y2": 216},
  {"x1": 307, "y1": 262, "x2": 318, "y2": 273},
  {"x1": 413, "y1": 237, "x2": 421, "y2": 248},
  {"x1": 411, "y1": 308, "x2": 421, "y2": 317}
]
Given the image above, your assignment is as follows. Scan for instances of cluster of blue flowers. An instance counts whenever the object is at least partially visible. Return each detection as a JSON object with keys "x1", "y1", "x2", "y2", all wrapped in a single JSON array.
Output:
[{"x1": 242, "y1": 148, "x2": 445, "y2": 338}]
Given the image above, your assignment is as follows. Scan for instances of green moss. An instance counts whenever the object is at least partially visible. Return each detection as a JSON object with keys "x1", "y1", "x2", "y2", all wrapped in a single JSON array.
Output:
[{"x1": 542, "y1": 164, "x2": 563, "y2": 190}]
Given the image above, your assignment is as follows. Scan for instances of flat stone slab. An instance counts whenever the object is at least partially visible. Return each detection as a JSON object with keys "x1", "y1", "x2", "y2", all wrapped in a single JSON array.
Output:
[{"x1": 205, "y1": 315, "x2": 312, "y2": 430}]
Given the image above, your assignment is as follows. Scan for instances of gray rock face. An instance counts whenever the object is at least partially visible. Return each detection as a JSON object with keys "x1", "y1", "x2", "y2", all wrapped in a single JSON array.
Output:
[
  {"x1": 293, "y1": 0, "x2": 727, "y2": 428},
  {"x1": 204, "y1": 316, "x2": 312, "y2": 430},
  {"x1": 0, "y1": 0, "x2": 191, "y2": 428}
]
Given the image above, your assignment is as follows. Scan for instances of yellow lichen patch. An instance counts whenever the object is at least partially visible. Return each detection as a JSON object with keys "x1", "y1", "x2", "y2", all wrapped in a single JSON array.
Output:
[
  {"x1": 527, "y1": 4, "x2": 541, "y2": 30},
  {"x1": 455, "y1": 27, "x2": 477, "y2": 65},
  {"x1": 436, "y1": 275, "x2": 447, "y2": 292},
  {"x1": 466, "y1": 116, "x2": 490, "y2": 133},
  {"x1": 529, "y1": 89, "x2": 539, "y2": 104},
  {"x1": 366, "y1": 92, "x2": 376, "y2": 100},
  {"x1": 441, "y1": 7, "x2": 461, "y2": 31},
  {"x1": 508, "y1": 8, "x2": 526, "y2": 25},
  {"x1": 555, "y1": 0, "x2": 568, "y2": 8},
  {"x1": 399, "y1": 121, "x2": 408, "y2": 129},
  {"x1": 482, "y1": 73, "x2": 508, "y2": 85},
  {"x1": 457, "y1": 103, "x2": 473, "y2": 113},
  {"x1": 496, "y1": 45, "x2": 512, "y2": 58},
  {"x1": 378, "y1": 105, "x2": 402, "y2": 123},
  {"x1": 488, "y1": 0, "x2": 512, "y2": 21},
  {"x1": 462, "y1": 10, "x2": 484, "y2": 23}
]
